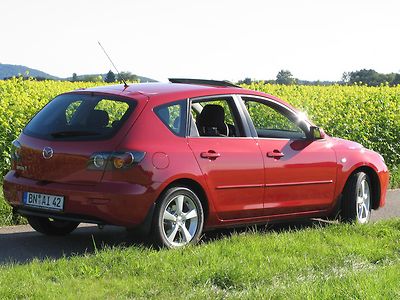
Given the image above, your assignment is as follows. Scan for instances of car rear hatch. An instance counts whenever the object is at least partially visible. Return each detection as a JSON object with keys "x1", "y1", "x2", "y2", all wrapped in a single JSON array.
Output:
[{"x1": 13, "y1": 92, "x2": 147, "y2": 185}]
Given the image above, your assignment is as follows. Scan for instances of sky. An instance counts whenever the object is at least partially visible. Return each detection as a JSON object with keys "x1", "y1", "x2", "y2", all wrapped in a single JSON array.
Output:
[{"x1": 1, "y1": 0, "x2": 399, "y2": 82}]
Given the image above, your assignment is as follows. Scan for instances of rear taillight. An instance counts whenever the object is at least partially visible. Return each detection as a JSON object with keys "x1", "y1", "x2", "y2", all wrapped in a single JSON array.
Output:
[
  {"x1": 88, "y1": 151, "x2": 145, "y2": 171},
  {"x1": 11, "y1": 140, "x2": 22, "y2": 161},
  {"x1": 10, "y1": 140, "x2": 22, "y2": 169}
]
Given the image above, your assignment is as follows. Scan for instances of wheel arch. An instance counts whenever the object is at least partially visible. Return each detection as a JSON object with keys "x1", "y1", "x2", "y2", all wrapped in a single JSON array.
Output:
[
  {"x1": 156, "y1": 178, "x2": 210, "y2": 221},
  {"x1": 134, "y1": 177, "x2": 210, "y2": 235},
  {"x1": 343, "y1": 166, "x2": 381, "y2": 210}
]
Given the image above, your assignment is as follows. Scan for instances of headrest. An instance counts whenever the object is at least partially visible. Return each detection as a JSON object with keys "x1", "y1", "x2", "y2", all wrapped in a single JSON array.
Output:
[
  {"x1": 197, "y1": 105, "x2": 225, "y2": 127},
  {"x1": 196, "y1": 104, "x2": 227, "y2": 136}
]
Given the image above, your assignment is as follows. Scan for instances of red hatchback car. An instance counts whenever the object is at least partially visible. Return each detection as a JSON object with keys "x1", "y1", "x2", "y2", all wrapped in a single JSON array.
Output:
[{"x1": 3, "y1": 79, "x2": 389, "y2": 248}]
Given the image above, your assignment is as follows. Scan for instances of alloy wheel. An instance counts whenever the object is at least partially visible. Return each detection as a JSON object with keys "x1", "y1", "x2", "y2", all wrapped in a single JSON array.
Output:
[
  {"x1": 162, "y1": 194, "x2": 199, "y2": 247},
  {"x1": 356, "y1": 177, "x2": 371, "y2": 223}
]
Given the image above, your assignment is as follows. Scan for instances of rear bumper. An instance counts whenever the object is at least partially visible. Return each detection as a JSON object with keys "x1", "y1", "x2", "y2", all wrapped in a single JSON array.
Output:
[{"x1": 3, "y1": 171, "x2": 157, "y2": 227}]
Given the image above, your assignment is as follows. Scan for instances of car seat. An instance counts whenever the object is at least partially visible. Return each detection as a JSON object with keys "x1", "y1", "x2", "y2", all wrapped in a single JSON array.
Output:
[{"x1": 196, "y1": 104, "x2": 229, "y2": 136}]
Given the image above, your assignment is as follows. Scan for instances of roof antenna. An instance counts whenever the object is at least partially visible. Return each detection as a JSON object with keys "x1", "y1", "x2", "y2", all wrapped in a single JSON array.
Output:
[{"x1": 98, "y1": 41, "x2": 128, "y2": 88}]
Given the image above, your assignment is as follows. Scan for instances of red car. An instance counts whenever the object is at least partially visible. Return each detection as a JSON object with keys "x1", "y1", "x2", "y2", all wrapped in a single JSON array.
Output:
[{"x1": 3, "y1": 79, "x2": 389, "y2": 248}]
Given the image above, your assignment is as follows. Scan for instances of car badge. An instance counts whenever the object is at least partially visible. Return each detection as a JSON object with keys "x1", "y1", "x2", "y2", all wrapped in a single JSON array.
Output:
[{"x1": 42, "y1": 147, "x2": 54, "y2": 159}]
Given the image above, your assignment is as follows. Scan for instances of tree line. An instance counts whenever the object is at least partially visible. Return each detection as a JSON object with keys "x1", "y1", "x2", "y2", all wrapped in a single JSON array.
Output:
[
  {"x1": 239, "y1": 69, "x2": 400, "y2": 86},
  {"x1": 71, "y1": 70, "x2": 138, "y2": 83},
  {"x1": 4, "y1": 68, "x2": 400, "y2": 87}
]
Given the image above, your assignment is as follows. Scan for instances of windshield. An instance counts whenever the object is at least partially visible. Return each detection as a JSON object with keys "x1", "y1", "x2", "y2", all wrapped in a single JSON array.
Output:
[{"x1": 24, "y1": 93, "x2": 136, "y2": 140}]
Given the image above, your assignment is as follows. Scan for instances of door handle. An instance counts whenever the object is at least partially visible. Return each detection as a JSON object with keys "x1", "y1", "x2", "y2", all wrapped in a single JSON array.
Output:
[
  {"x1": 267, "y1": 150, "x2": 284, "y2": 158},
  {"x1": 200, "y1": 150, "x2": 221, "y2": 160}
]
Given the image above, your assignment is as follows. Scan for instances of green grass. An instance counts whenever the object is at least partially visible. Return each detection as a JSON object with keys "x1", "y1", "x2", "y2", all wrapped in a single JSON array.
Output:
[{"x1": 1, "y1": 220, "x2": 400, "y2": 299}]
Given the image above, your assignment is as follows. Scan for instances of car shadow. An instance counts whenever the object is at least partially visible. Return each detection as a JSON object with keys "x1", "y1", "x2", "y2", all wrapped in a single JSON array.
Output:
[
  {"x1": 0, "y1": 225, "x2": 149, "y2": 265},
  {"x1": 0, "y1": 219, "x2": 333, "y2": 265}
]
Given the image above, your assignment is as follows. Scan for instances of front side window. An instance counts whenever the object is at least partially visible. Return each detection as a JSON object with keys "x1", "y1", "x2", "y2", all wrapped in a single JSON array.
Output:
[
  {"x1": 24, "y1": 93, "x2": 135, "y2": 140},
  {"x1": 243, "y1": 97, "x2": 307, "y2": 139}
]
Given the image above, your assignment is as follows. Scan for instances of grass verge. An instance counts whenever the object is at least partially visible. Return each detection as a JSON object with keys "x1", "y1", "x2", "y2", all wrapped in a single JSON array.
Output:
[{"x1": 0, "y1": 220, "x2": 400, "y2": 299}]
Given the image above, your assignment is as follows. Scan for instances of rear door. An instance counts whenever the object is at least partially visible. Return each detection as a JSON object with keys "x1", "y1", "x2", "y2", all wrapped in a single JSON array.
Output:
[
  {"x1": 16, "y1": 93, "x2": 141, "y2": 185},
  {"x1": 187, "y1": 95, "x2": 265, "y2": 220},
  {"x1": 240, "y1": 96, "x2": 337, "y2": 215}
]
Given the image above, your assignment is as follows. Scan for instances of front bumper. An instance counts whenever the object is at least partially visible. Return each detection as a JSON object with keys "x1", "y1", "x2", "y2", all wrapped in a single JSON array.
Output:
[{"x1": 3, "y1": 171, "x2": 157, "y2": 227}]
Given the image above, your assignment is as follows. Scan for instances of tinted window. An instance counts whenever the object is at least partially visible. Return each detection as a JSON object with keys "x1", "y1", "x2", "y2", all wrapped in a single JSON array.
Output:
[
  {"x1": 24, "y1": 93, "x2": 136, "y2": 140},
  {"x1": 155, "y1": 100, "x2": 187, "y2": 137},
  {"x1": 243, "y1": 98, "x2": 306, "y2": 139},
  {"x1": 65, "y1": 100, "x2": 82, "y2": 124}
]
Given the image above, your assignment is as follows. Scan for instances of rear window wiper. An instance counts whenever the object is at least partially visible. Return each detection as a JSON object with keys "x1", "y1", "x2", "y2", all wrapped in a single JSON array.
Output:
[{"x1": 50, "y1": 131, "x2": 100, "y2": 138}]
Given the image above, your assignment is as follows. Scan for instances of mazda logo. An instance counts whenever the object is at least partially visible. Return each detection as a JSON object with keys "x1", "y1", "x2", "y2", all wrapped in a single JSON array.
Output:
[{"x1": 42, "y1": 147, "x2": 54, "y2": 159}]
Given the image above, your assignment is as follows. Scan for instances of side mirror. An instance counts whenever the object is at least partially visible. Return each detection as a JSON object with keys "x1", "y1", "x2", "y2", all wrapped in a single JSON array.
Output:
[{"x1": 309, "y1": 126, "x2": 326, "y2": 139}]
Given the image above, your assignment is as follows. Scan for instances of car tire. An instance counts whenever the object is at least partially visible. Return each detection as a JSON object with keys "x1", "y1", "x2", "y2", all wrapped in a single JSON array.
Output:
[
  {"x1": 341, "y1": 171, "x2": 372, "y2": 224},
  {"x1": 27, "y1": 216, "x2": 79, "y2": 236},
  {"x1": 152, "y1": 186, "x2": 204, "y2": 248}
]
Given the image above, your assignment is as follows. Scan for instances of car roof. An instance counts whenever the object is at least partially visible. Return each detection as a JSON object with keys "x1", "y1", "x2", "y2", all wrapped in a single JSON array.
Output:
[
  {"x1": 73, "y1": 82, "x2": 293, "y2": 110},
  {"x1": 80, "y1": 82, "x2": 240, "y2": 96}
]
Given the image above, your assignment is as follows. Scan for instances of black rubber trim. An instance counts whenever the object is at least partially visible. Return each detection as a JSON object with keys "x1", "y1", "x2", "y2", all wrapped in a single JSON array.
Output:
[
  {"x1": 235, "y1": 95, "x2": 258, "y2": 137},
  {"x1": 128, "y1": 202, "x2": 156, "y2": 235}
]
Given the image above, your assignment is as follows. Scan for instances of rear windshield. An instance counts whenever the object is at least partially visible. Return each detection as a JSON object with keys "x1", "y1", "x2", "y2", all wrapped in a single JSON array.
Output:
[{"x1": 24, "y1": 93, "x2": 136, "y2": 140}]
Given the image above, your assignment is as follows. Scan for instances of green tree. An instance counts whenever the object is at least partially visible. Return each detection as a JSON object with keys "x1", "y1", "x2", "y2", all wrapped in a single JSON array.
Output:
[
  {"x1": 341, "y1": 72, "x2": 351, "y2": 84},
  {"x1": 105, "y1": 70, "x2": 116, "y2": 83},
  {"x1": 72, "y1": 73, "x2": 78, "y2": 82},
  {"x1": 237, "y1": 78, "x2": 252, "y2": 85},
  {"x1": 117, "y1": 71, "x2": 138, "y2": 83},
  {"x1": 81, "y1": 74, "x2": 103, "y2": 82},
  {"x1": 392, "y1": 73, "x2": 400, "y2": 86},
  {"x1": 349, "y1": 69, "x2": 386, "y2": 86},
  {"x1": 276, "y1": 70, "x2": 296, "y2": 85}
]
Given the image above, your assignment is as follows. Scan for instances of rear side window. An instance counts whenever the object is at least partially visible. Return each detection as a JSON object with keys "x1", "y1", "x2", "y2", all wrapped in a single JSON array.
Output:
[
  {"x1": 190, "y1": 97, "x2": 244, "y2": 137},
  {"x1": 24, "y1": 93, "x2": 136, "y2": 140},
  {"x1": 154, "y1": 100, "x2": 187, "y2": 137}
]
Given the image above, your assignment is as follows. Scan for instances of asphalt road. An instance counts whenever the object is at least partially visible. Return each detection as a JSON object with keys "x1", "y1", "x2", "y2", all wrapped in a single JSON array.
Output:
[{"x1": 0, "y1": 190, "x2": 398, "y2": 265}]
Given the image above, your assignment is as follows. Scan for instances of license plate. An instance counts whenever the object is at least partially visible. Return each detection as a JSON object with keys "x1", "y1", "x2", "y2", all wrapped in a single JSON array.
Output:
[{"x1": 22, "y1": 192, "x2": 64, "y2": 211}]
